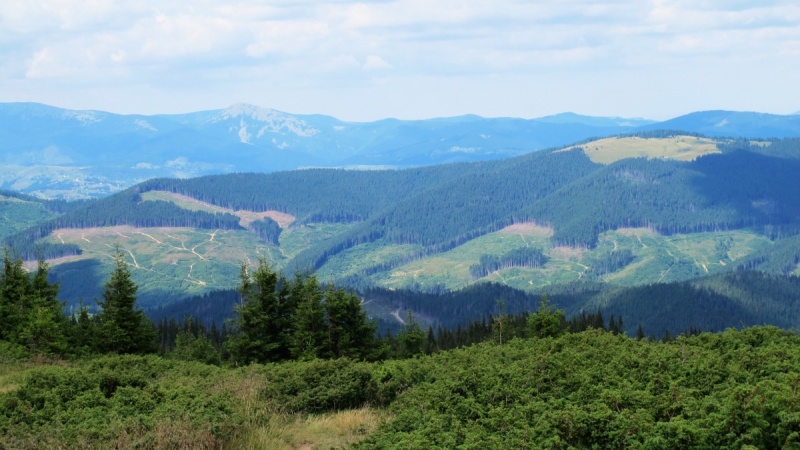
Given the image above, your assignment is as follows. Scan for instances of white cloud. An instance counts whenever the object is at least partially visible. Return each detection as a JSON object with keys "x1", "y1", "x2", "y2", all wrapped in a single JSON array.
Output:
[
  {"x1": 363, "y1": 55, "x2": 391, "y2": 70},
  {"x1": 0, "y1": 0, "x2": 798, "y2": 119}
]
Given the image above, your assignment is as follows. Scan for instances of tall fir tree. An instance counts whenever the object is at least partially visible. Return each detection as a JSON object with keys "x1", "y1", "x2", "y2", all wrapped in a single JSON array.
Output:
[
  {"x1": 97, "y1": 247, "x2": 154, "y2": 354},
  {"x1": 23, "y1": 256, "x2": 68, "y2": 354},
  {"x1": 289, "y1": 273, "x2": 328, "y2": 360},
  {"x1": 0, "y1": 250, "x2": 32, "y2": 342},
  {"x1": 70, "y1": 302, "x2": 99, "y2": 355},
  {"x1": 528, "y1": 293, "x2": 566, "y2": 339},
  {"x1": 397, "y1": 310, "x2": 425, "y2": 357},
  {"x1": 324, "y1": 286, "x2": 376, "y2": 359},
  {"x1": 226, "y1": 259, "x2": 289, "y2": 364}
]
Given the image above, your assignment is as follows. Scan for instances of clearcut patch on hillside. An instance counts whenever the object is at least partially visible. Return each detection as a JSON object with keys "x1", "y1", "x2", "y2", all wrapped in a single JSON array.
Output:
[
  {"x1": 365, "y1": 225, "x2": 772, "y2": 293},
  {"x1": 42, "y1": 222, "x2": 356, "y2": 308},
  {"x1": 498, "y1": 222, "x2": 554, "y2": 237},
  {"x1": 140, "y1": 191, "x2": 296, "y2": 227},
  {"x1": 45, "y1": 226, "x2": 278, "y2": 308},
  {"x1": 560, "y1": 136, "x2": 721, "y2": 164}
]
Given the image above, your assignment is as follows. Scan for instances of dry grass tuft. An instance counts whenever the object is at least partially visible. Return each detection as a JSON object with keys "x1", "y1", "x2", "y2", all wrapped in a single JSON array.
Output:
[{"x1": 229, "y1": 407, "x2": 389, "y2": 450}]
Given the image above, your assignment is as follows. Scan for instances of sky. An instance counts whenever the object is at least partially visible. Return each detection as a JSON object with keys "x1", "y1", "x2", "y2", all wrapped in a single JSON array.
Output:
[{"x1": 1, "y1": 0, "x2": 799, "y2": 121}]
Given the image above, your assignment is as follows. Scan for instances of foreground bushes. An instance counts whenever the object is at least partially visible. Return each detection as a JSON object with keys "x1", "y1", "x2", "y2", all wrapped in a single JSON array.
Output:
[
  {"x1": 355, "y1": 327, "x2": 800, "y2": 449},
  {"x1": 0, "y1": 355, "x2": 240, "y2": 449},
  {"x1": 3, "y1": 327, "x2": 800, "y2": 449}
]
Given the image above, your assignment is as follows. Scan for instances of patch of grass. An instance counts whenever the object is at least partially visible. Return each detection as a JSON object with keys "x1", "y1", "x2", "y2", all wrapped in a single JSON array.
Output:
[
  {"x1": 141, "y1": 190, "x2": 297, "y2": 227},
  {"x1": 562, "y1": 136, "x2": 721, "y2": 164},
  {"x1": 231, "y1": 407, "x2": 389, "y2": 450},
  {"x1": 279, "y1": 223, "x2": 356, "y2": 260},
  {"x1": 0, "y1": 362, "x2": 33, "y2": 394},
  {"x1": 370, "y1": 223, "x2": 555, "y2": 291},
  {"x1": 0, "y1": 355, "x2": 71, "y2": 394},
  {"x1": 599, "y1": 229, "x2": 771, "y2": 286},
  {"x1": 141, "y1": 190, "x2": 231, "y2": 215}
]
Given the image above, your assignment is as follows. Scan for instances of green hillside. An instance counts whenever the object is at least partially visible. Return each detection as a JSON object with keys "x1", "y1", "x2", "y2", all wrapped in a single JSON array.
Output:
[
  {"x1": 0, "y1": 190, "x2": 83, "y2": 240},
  {"x1": 0, "y1": 195, "x2": 52, "y2": 239}
]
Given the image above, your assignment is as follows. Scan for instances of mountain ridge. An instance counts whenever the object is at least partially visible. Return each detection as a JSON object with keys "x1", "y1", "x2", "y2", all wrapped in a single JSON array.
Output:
[{"x1": 5, "y1": 102, "x2": 800, "y2": 199}]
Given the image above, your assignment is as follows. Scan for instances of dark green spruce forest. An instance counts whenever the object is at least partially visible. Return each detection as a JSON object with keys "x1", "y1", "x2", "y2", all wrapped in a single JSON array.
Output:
[{"x1": 5, "y1": 133, "x2": 800, "y2": 448}]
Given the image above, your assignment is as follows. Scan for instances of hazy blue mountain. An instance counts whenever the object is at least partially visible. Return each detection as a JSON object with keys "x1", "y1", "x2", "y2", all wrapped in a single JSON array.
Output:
[
  {"x1": 637, "y1": 110, "x2": 800, "y2": 138},
  {"x1": 4, "y1": 102, "x2": 800, "y2": 199},
  {"x1": 0, "y1": 102, "x2": 650, "y2": 198},
  {"x1": 535, "y1": 112, "x2": 656, "y2": 128}
]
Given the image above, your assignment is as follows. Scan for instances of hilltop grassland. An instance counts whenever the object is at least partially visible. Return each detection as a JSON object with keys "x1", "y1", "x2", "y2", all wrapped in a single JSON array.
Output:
[{"x1": 563, "y1": 135, "x2": 721, "y2": 164}]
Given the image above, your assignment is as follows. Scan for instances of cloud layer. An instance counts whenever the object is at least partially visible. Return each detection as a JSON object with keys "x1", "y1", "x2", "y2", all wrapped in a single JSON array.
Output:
[{"x1": 1, "y1": 0, "x2": 798, "y2": 120}]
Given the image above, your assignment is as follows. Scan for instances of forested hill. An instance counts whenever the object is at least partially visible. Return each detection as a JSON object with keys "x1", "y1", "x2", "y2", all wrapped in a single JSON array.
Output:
[
  {"x1": 6, "y1": 134, "x2": 800, "y2": 308},
  {"x1": 153, "y1": 270, "x2": 800, "y2": 339},
  {"x1": 107, "y1": 136, "x2": 800, "y2": 260},
  {"x1": 8, "y1": 135, "x2": 800, "y2": 264}
]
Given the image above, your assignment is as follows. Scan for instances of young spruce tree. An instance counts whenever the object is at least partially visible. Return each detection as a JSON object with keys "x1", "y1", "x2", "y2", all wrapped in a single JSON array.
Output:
[
  {"x1": 289, "y1": 273, "x2": 328, "y2": 360},
  {"x1": 98, "y1": 247, "x2": 154, "y2": 354},
  {"x1": 227, "y1": 259, "x2": 290, "y2": 364}
]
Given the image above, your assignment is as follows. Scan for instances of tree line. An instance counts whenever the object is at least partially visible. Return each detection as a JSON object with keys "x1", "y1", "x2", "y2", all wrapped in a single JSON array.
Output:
[{"x1": 1, "y1": 245, "x2": 639, "y2": 365}]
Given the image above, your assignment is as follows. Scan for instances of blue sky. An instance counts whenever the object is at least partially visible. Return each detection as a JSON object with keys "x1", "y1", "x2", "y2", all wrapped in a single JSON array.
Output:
[{"x1": 1, "y1": 0, "x2": 798, "y2": 121}]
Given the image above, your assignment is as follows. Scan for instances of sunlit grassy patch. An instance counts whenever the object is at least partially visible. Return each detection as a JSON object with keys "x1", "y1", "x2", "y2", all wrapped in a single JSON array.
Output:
[
  {"x1": 560, "y1": 135, "x2": 721, "y2": 164},
  {"x1": 232, "y1": 407, "x2": 389, "y2": 450}
]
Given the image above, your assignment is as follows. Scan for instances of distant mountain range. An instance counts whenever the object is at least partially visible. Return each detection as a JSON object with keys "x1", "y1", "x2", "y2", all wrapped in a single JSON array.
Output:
[{"x1": 3, "y1": 102, "x2": 800, "y2": 199}]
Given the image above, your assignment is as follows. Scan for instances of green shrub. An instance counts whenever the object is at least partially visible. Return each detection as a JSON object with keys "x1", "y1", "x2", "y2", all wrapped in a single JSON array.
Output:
[
  {"x1": 0, "y1": 355, "x2": 241, "y2": 449},
  {"x1": 260, "y1": 358, "x2": 377, "y2": 413}
]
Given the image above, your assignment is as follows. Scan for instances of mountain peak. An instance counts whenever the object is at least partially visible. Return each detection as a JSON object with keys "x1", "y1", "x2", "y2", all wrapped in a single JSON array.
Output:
[
  {"x1": 535, "y1": 112, "x2": 655, "y2": 128},
  {"x1": 210, "y1": 103, "x2": 320, "y2": 138},
  {"x1": 217, "y1": 103, "x2": 280, "y2": 121}
]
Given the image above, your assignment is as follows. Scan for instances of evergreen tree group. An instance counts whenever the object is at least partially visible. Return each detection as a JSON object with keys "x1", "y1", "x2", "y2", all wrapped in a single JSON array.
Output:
[
  {"x1": 225, "y1": 259, "x2": 378, "y2": 365},
  {"x1": 0, "y1": 247, "x2": 154, "y2": 357},
  {"x1": 0, "y1": 251, "x2": 67, "y2": 355},
  {"x1": 96, "y1": 247, "x2": 155, "y2": 354}
]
